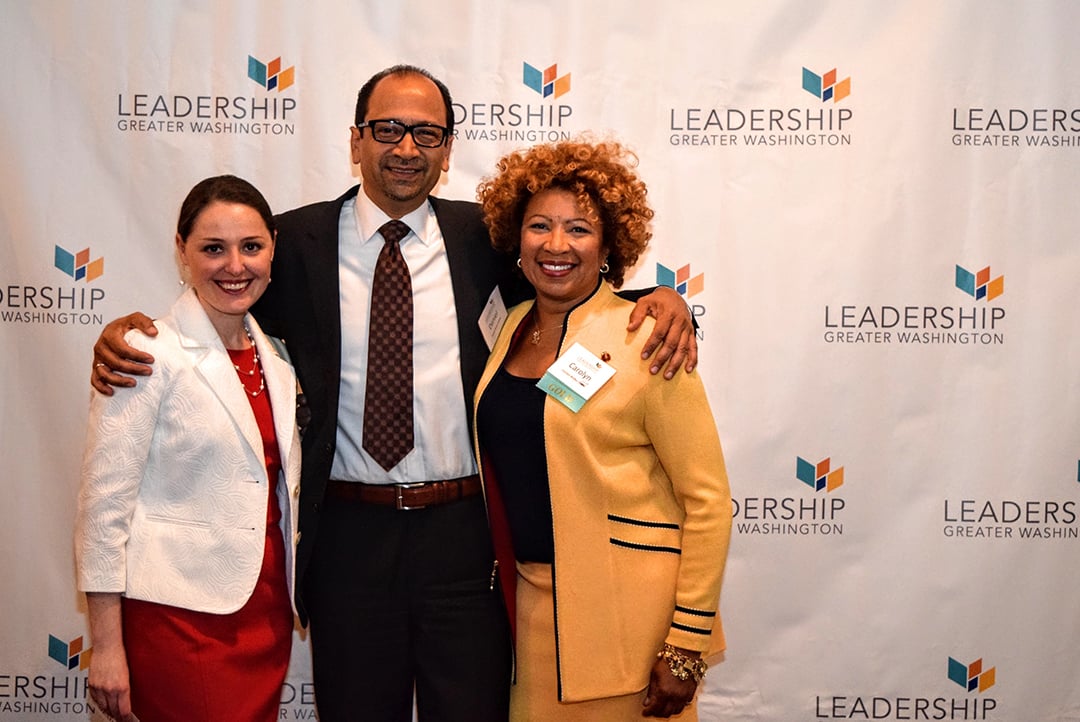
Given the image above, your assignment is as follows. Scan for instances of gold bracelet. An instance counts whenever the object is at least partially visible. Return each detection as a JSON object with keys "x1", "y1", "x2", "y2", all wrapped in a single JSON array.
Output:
[{"x1": 657, "y1": 643, "x2": 708, "y2": 683}]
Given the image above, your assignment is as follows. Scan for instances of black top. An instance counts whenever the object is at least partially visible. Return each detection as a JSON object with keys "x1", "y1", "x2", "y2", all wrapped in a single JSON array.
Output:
[{"x1": 476, "y1": 367, "x2": 554, "y2": 563}]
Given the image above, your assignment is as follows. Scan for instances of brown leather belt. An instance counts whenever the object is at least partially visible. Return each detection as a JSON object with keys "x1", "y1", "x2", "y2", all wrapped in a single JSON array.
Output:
[{"x1": 325, "y1": 475, "x2": 482, "y2": 511}]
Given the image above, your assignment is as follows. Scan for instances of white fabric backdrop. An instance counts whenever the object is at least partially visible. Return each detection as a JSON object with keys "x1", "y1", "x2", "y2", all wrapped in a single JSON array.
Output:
[{"x1": 2, "y1": 1, "x2": 1079, "y2": 719}]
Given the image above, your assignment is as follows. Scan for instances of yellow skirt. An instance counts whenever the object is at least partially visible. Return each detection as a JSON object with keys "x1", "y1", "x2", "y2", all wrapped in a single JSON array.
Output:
[{"x1": 512, "y1": 561, "x2": 698, "y2": 722}]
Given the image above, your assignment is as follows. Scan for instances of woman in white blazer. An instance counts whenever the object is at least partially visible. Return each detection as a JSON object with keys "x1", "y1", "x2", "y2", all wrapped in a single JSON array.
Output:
[{"x1": 75, "y1": 175, "x2": 301, "y2": 722}]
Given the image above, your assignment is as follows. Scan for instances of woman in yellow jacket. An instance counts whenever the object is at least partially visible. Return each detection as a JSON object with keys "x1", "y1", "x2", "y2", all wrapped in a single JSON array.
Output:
[{"x1": 474, "y1": 139, "x2": 732, "y2": 720}]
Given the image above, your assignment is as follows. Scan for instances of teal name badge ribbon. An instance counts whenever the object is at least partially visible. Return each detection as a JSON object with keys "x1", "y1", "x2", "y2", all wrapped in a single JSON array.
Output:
[{"x1": 536, "y1": 342, "x2": 616, "y2": 413}]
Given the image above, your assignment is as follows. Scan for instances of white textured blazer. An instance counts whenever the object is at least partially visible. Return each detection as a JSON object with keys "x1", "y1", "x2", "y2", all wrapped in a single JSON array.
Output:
[{"x1": 75, "y1": 288, "x2": 301, "y2": 614}]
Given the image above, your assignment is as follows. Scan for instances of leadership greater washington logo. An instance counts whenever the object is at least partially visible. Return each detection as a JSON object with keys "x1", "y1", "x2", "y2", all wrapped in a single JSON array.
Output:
[
  {"x1": 733, "y1": 455, "x2": 848, "y2": 537},
  {"x1": 668, "y1": 63, "x2": 854, "y2": 148},
  {"x1": 523, "y1": 61, "x2": 571, "y2": 99},
  {"x1": 822, "y1": 263, "x2": 1006, "y2": 346},
  {"x1": 54, "y1": 245, "x2": 103, "y2": 282},
  {"x1": 248, "y1": 55, "x2": 295, "y2": 92},
  {"x1": 1, "y1": 245, "x2": 107, "y2": 326},
  {"x1": 948, "y1": 656, "x2": 995, "y2": 693},
  {"x1": 453, "y1": 60, "x2": 574, "y2": 143},
  {"x1": 656, "y1": 262, "x2": 704, "y2": 298},
  {"x1": 815, "y1": 655, "x2": 999, "y2": 719},
  {"x1": 802, "y1": 67, "x2": 851, "y2": 103},
  {"x1": 115, "y1": 52, "x2": 297, "y2": 135},
  {"x1": 48, "y1": 634, "x2": 92, "y2": 671}
]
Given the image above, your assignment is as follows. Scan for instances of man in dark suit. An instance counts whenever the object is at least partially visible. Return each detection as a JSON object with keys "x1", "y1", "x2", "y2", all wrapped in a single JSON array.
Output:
[{"x1": 92, "y1": 65, "x2": 697, "y2": 721}]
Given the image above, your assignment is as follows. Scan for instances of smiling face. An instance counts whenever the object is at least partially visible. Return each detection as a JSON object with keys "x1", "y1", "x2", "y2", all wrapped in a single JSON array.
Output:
[
  {"x1": 350, "y1": 73, "x2": 453, "y2": 218},
  {"x1": 518, "y1": 188, "x2": 607, "y2": 313},
  {"x1": 176, "y1": 200, "x2": 274, "y2": 336}
]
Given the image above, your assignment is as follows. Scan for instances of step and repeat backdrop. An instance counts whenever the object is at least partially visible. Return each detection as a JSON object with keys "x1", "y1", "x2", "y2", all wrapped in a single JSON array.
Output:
[{"x1": 2, "y1": 1, "x2": 1079, "y2": 719}]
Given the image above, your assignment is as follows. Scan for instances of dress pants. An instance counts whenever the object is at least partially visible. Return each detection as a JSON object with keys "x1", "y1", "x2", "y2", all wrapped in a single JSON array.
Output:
[{"x1": 304, "y1": 491, "x2": 511, "y2": 721}]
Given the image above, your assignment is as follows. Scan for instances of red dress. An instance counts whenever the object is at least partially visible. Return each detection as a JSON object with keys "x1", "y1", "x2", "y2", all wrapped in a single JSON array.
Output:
[{"x1": 121, "y1": 347, "x2": 293, "y2": 721}]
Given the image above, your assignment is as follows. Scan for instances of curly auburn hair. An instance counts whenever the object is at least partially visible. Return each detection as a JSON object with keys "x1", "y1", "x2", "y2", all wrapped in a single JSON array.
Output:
[{"x1": 477, "y1": 139, "x2": 653, "y2": 288}]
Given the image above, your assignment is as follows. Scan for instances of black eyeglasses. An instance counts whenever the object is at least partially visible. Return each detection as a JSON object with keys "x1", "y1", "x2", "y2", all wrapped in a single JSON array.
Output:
[{"x1": 356, "y1": 119, "x2": 449, "y2": 148}]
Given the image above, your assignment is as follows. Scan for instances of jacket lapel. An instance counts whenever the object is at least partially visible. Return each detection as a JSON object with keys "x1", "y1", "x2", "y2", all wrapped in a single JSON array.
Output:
[
  {"x1": 305, "y1": 186, "x2": 359, "y2": 355},
  {"x1": 171, "y1": 289, "x2": 264, "y2": 471}
]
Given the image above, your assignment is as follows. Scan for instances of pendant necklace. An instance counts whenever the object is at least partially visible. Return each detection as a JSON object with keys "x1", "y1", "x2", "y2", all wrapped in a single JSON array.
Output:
[{"x1": 530, "y1": 314, "x2": 562, "y2": 345}]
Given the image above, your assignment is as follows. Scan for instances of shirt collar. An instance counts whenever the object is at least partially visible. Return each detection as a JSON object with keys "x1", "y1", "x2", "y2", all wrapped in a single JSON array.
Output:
[{"x1": 353, "y1": 186, "x2": 436, "y2": 248}]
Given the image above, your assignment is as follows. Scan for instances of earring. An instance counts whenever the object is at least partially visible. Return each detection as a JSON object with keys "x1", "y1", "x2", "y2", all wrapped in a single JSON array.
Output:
[
  {"x1": 600, "y1": 260, "x2": 610, "y2": 274},
  {"x1": 516, "y1": 257, "x2": 522, "y2": 268}
]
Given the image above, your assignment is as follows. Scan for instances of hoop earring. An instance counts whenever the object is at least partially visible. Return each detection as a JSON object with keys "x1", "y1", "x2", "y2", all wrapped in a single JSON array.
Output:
[
  {"x1": 516, "y1": 257, "x2": 522, "y2": 268},
  {"x1": 600, "y1": 260, "x2": 610, "y2": 275}
]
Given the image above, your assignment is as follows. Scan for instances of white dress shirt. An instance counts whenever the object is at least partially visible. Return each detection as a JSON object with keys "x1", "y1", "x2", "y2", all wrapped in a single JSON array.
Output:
[{"x1": 330, "y1": 187, "x2": 477, "y2": 483}]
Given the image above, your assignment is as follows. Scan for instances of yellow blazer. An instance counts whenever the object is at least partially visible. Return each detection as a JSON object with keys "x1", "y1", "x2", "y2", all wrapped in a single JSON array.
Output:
[
  {"x1": 474, "y1": 282, "x2": 732, "y2": 702},
  {"x1": 75, "y1": 288, "x2": 301, "y2": 614}
]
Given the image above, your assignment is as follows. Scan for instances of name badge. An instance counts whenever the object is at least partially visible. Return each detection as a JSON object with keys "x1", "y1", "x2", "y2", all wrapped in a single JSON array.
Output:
[
  {"x1": 478, "y1": 286, "x2": 508, "y2": 351},
  {"x1": 537, "y1": 342, "x2": 616, "y2": 413}
]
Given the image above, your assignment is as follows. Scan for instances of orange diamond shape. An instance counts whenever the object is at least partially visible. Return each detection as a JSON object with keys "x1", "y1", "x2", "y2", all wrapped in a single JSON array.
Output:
[
  {"x1": 278, "y1": 67, "x2": 295, "y2": 91},
  {"x1": 816, "y1": 458, "x2": 831, "y2": 478},
  {"x1": 86, "y1": 257, "x2": 104, "y2": 282},
  {"x1": 553, "y1": 74, "x2": 571, "y2": 98},
  {"x1": 834, "y1": 77, "x2": 851, "y2": 102}
]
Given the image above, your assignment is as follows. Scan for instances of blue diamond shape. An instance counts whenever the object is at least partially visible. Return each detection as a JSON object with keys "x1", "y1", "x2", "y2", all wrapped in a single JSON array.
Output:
[
  {"x1": 802, "y1": 68, "x2": 822, "y2": 97},
  {"x1": 523, "y1": 63, "x2": 543, "y2": 94},
  {"x1": 248, "y1": 56, "x2": 266, "y2": 86}
]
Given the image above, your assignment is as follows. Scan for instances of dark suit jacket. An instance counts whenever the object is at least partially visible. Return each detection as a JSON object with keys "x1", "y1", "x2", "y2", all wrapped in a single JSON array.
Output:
[{"x1": 252, "y1": 185, "x2": 524, "y2": 622}]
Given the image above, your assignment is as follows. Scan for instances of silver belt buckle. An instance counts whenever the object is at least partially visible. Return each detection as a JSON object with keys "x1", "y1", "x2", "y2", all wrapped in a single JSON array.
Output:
[{"x1": 395, "y1": 482, "x2": 429, "y2": 511}]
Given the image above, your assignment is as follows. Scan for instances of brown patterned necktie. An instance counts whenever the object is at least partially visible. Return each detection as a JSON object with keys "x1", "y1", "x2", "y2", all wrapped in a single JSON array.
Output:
[{"x1": 362, "y1": 220, "x2": 414, "y2": 471}]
